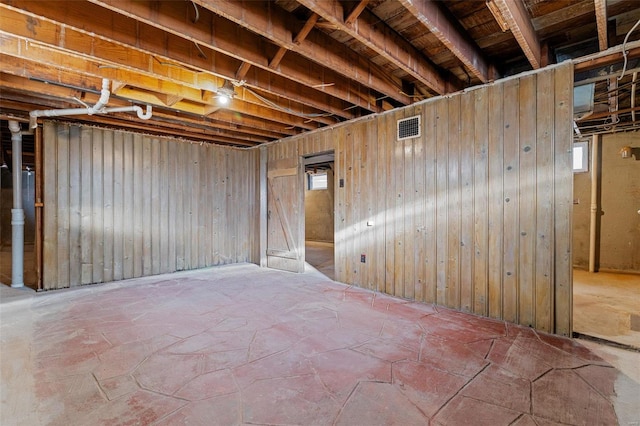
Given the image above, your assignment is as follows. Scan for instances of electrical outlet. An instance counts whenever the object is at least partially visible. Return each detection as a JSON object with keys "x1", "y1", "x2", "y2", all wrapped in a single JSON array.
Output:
[
  {"x1": 339, "y1": 178, "x2": 345, "y2": 188},
  {"x1": 360, "y1": 254, "x2": 366, "y2": 263}
]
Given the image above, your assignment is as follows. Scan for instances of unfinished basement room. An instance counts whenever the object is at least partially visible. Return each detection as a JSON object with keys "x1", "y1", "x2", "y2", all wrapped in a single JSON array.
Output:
[{"x1": 1, "y1": 0, "x2": 639, "y2": 424}]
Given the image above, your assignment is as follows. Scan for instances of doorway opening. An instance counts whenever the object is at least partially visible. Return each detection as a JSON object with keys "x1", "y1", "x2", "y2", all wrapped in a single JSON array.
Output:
[
  {"x1": 303, "y1": 152, "x2": 335, "y2": 280},
  {"x1": 571, "y1": 133, "x2": 640, "y2": 349}
]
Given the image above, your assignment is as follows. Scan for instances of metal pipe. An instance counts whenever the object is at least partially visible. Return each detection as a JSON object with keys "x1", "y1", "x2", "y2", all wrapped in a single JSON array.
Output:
[
  {"x1": 8, "y1": 120, "x2": 24, "y2": 288},
  {"x1": 589, "y1": 134, "x2": 600, "y2": 273}
]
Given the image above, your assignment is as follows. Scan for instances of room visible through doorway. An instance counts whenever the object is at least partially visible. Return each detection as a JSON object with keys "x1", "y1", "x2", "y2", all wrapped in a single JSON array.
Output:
[{"x1": 303, "y1": 152, "x2": 335, "y2": 280}]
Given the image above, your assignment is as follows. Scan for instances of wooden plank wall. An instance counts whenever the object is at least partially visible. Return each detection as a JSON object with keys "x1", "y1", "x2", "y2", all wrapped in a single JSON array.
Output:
[
  {"x1": 42, "y1": 122, "x2": 259, "y2": 290},
  {"x1": 268, "y1": 63, "x2": 573, "y2": 335}
]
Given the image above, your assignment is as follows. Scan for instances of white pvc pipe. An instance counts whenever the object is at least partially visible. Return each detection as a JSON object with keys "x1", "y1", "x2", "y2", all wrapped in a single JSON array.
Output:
[
  {"x1": 8, "y1": 120, "x2": 24, "y2": 288},
  {"x1": 89, "y1": 78, "x2": 111, "y2": 114},
  {"x1": 103, "y1": 105, "x2": 153, "y2": 120},
  {"x1": 589, "y1": 134, "x2": 600, "y2": 273},
  {"x1": 28, "y1": 79, "x2": 153, "y2": 128}
]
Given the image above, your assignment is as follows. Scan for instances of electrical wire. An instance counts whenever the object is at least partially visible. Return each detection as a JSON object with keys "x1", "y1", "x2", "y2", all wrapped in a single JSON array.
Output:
[
  {"x1": 618, "y1": 18, "x2": 640, "y2": 81},
  {"x1": 243, "y1": 86, "x2": 337, "y2": 119},
  {"x1": 190, "y1": 1, "x2": 200, "y2": 23}
]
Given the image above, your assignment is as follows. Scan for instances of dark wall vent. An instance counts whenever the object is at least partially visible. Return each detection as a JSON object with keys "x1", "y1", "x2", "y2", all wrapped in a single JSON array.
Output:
[{"x1": 397, "y1": 115, "x2": 421, "y2": 141}]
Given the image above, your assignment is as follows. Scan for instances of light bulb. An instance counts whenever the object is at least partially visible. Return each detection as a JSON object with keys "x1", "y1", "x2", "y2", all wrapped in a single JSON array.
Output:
[{"x1": 218, "y1": 94, "x2": 229, "y2": 105}]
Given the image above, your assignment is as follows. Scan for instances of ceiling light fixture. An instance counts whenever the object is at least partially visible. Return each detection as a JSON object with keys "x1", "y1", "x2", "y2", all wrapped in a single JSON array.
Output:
[
  {"x1": 217, "y1": 79, "x2": 236, "y2": 105},
  {"x1": 486, "y1": 0, "x2": 509, "y2": 32}
]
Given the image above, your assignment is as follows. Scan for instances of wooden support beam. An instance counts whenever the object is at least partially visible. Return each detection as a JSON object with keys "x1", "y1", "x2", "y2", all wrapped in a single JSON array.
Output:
[
  {"x1": 1, "y1": 1, "x2": 368, "y2": 120},
  {"x1": 0, "y1": 55, "x2": 295, "y2": 138},
  {"x1": 398, "y1": 0, "x2": 497, "y2": 83},
  {"x1": 235, "y1": 62, "x2": 253, "y2": 81},
  {"x1": 573, "y1": 39, "x2": 640, "y2": 71},
  {"x1": 269, "y1": 47, "x2": 288, "y2": 69},
  {"x1": 491, "y1": 0, "x2": 542, "y2": 69},
  {"x1": 111, "y1": 81, "x2": 128, "y2": 93},
  {"x1": 190, "y1": 0, "x2": 410, "y2": 103},
  {"x1": 0, "y1": 74, "x2": 293, "y2": 140},
  {"x1": 80, "y1": 0, "x2": 399, "y2": 106},
  {"x1": 270, "y1": 13, "x2": 319, "y2": 70},
  {"x1": 161, "y1": 94, "x2": 184, "y2": 107},
  {"x1": 344, "y1": 1, "x2": 369, "y2": 25},
  {"x1": 294, "y1": 13, "x2": 320, "y2": 44},
  {"x1": 594, "y1": 0, "x2": 608, "y2": 51},
  {"x1": 0, "y1": 30, "x2": 344, "y2": 128},
  {"x1": 0, "y1": 97, "x2": 261, "y2": 146},
  {"x1": 295, "y1": 0, "x2": 450, "y2": 94}
]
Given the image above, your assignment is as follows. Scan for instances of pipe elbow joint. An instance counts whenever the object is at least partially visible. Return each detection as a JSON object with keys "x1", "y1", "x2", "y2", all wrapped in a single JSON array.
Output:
[
  {"x1": 8, "y1": 120, "x2": 21, "y2": 133},
  {"x1": 137, "y1": 105, "x2": 153, "y2": 120}
]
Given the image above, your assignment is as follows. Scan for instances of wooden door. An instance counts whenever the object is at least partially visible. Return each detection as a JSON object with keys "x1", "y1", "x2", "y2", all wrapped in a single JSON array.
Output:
[{"x1": 266, "y1": 158, "x2": 304, "y2": 272}]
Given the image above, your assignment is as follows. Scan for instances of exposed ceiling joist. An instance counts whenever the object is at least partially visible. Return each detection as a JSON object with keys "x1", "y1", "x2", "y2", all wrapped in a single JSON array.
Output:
[
  {"x1": 3, "y1": 1, "x2": 369, "y2": 120},
  {"x1": 595, "y1": 0, "x2": 609, "y2": 51},
  {"x1": 491, "y1": 0, "x2": 542, "y2": 69},
  {"x1": 295, "y1": 0, "x2": 451, "y2": 95},
  {"x1": 0, "y1": 57, "x2": 296, "y2": 140},
  {"x1": 344, "y1": 0, "x2": 370, "y2": 25},
  {"x1": 106, "y1": 0, "x2": 406, "y2": 107},
  {"x1": 398, "y1": 0, "x2": 497, "y2": 83}
]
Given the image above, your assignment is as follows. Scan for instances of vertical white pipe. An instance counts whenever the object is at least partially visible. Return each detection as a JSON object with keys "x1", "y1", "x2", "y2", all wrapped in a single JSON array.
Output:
[
  {"x1": 588, "y1": 134, "x2": 600, "y2": 273},
  {"x1": 8, "y1": 121, "x2": 24, "y2": 288}
]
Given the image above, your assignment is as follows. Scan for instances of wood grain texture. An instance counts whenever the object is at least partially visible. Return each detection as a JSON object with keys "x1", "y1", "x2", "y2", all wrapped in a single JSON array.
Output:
[
  {"x1": 266, "y1": 63, "x2": 574, "y2": 335},
  {"x1": 42, "y1": 124, "x2": 258, "y2": 289}
]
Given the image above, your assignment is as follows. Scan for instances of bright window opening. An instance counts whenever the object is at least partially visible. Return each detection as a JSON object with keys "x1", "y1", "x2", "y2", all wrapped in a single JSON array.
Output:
[
  {"x1": 308, "y1": 173, "x2": 328, "y2": 190},
  {"x1": 573, "y1": 141, "x2": 589, "y2": 173}
]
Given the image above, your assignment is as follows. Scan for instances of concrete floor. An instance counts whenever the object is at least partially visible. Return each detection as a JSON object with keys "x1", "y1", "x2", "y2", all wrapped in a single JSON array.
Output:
[
  {"x1": 305, "y1": 241, "x2": 335, "y2": 280},
  {"x1": 573, "y1": 269, "x2": 640, "y2": 349},
  {"x1": 2, "y1": 263, "x2": 639, "y2": 425}
]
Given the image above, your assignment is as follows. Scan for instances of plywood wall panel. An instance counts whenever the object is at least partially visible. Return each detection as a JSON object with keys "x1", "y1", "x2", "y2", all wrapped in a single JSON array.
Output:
[
  {"x1": 473, "y1": 88, "x2": 489, "y2": 316},
  {"x1": 91, "y1": 129, "x2": 104, "y2": 284},
  {"x1": 518, "y1": 74, "x2": 538, "y2": 327},
  {"x1": 43, "y1": 124, "x2": 258, "y2": 290},
  {"x1": 535, "y1": 70, "x2": 555, "y2": 332},
  {"x1": 487, "y1": 83, "x2": 505, "y2": 320},
  {"x1": 123, "y1": 134, "x2": 135, "y2": 280},
  {"x1": 553, "y1": 64, "x2": 574, "y2": 336},
  {"x1": 267, "y1": 63, "x2": 574, "y2": 335}
]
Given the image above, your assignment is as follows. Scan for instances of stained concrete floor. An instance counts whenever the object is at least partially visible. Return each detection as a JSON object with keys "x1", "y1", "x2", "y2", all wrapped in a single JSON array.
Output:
[{"x1": 2, "y1": 263, "x2": 639, "y2": 425}]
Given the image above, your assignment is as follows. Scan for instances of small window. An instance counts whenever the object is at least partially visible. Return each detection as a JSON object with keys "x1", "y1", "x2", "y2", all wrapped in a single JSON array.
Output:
[
  {"x1": 308, "y1": 172, "x2": 328, "y2": 190},
  {"x1": 573, "y1": 141, "x2": 589, "y2": 173}
]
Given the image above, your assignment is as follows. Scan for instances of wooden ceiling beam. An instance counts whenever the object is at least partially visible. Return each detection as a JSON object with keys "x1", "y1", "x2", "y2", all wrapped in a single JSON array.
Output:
[
  {"x1": 0, "y1": 56, "x2": 295, "y2": 140},
  {"x1": 295, "y1": 0, "x2": 450, "y2": 95},
  {"x1": 189, "y1": 0, "x2": 407, "y2": 104},
  {"x1": 344, "y1": 1, "x2": 369, "y2": 25},
  {"x1": 1, "y1": 2, "x2": 363, "y2": 122},
  {"x1": 491, "y1": 0, "x2": 542, "y2": 69},
  {"x1": 397, "y1": 0, "x2": 498, "y2": 83},
  {"x1": 82, "y1": 0, "x2": 386, "y2": 109},
  {"x1": 0, "y1": 97, "x2": 259, "y2": 147},
  {"x1": 270, "y1": 13, "x2": 320, "y2": 70},
  {"x1": 594, "y1": 0, "x2": 608, "y2": 51},
  {"x1": 0, "y1": 74, "x2": 283, "y2": 143},
  {"x1": 0, "y1": 14, "x2": 336, "y2": 128}
]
